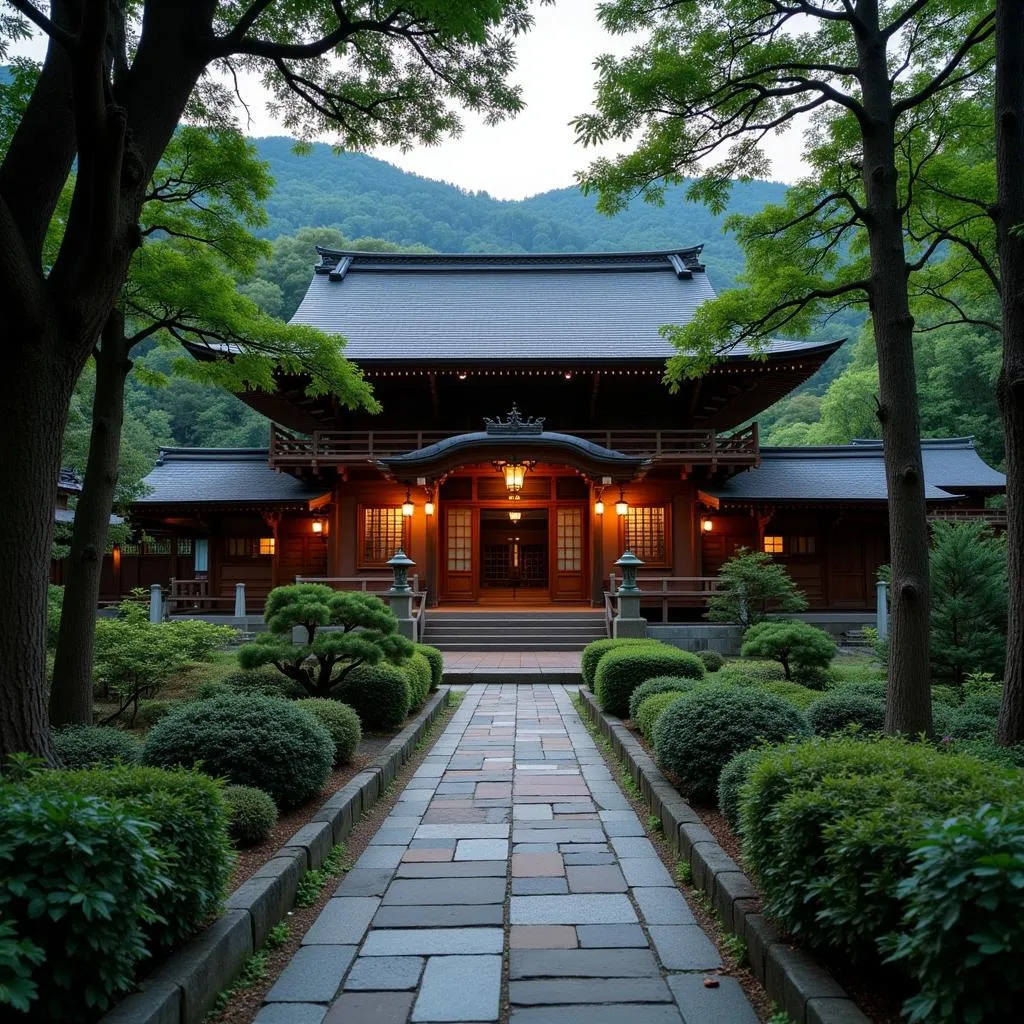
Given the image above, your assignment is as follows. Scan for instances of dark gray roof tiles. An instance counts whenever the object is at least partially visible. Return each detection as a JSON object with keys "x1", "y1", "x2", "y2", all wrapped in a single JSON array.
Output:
[
  {"x1": 136, "y1": 449, "x2": 329, "y2": 506},
  {"x1": 707, "y1": 438, "x2": 1005, "y2": 503},
  {"x1": 288, "y1": 248, "x2": 840, "y2": 363}
]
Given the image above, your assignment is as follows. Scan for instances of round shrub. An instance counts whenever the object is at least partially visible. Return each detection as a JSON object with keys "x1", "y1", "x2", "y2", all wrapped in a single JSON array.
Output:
[
  {"x1": 337, "y1": 662, "x2": 411, "y2": 732},
  {"x1": 758, "y1": 680, "x2": 821, "y2": 711},
  {"x1": 135, "y1": 700, "x2": 174, "y2": 728},
  {"x1": 715, "y1": 660, "x2": 787, "y2": 687},
  {"x1": 945, "y1": 709, "x2": 996, "y2": 740},
  {"x1": 793, "y1": 665, "x2": 835, "y2": 690},
  {"x1": 52, "y1": 724, "x2": 139, "y2": 768},
  {"x1": 697, "y1": 649, "x2": 724, "y2": 673},
  {"x1": 628, "y1": 675, "x2": 700, "y2": 721},
  {"x1": 635, "y1": 691, "x2": 687, "y2": 742},
  {"x1": 653, "y1": 685, "x2": 810, "y2": 804},
  {"x1": 403, "y1": 652, "x2": 432, "y2": 710},
  {"x1": 194, "y1": 680, "x2": 234, "y2": 700},
  {"x1": 295, "y1": 698, "x2": 362, "y2": 765},
  {"x1": 740, "y1": 735, "x2": 1024, "y2": 965},
  {"x1": 832, "y1": 678, "x2": 888, "y2": 701},
  {"x1": 141, "y1": 694, "x2": 334, "y2": 809},
  {"x1": 220, "y1": 668, "x2": 308, "y2": 698},
  {"x1": 223, "y1": 784, "x2": 278, "y2": 847},
  {"x1": 960, "y1": 692, "x2": 1001, "y2": 719},
  {"x1": 595, "y1": 645, "x2": 705, "y2": 717},
  {"x1": 718, "y1": 747, "x2": 768, "y2": 833},
  {"x1": 740, "y1": 620, "x2": 837, "y2": 681},
  {"x1": 581, "y1": 637, "x2": 663, "y2": 689},
  {"x1": 806, "y1": 691, "x2": 886, "y2": 735},
  {"x1": 417, "y1": 645, "x2": 444, "y2": 691}
]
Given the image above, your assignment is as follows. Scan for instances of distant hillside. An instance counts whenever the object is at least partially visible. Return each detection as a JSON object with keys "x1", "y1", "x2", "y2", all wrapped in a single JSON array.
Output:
[{"x1": 253, "y1": 137, "x2": 789, "y2": 289}]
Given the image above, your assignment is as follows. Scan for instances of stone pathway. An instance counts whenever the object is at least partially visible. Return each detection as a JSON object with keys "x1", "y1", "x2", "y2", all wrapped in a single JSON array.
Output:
[{"x1": 254, "y1": 684, "x2": 758, "y2": 1024}]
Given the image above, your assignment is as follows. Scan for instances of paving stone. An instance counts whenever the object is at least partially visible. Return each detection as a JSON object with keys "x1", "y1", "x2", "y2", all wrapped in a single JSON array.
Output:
[
  {"x1": 562, "y1": 853, "x2": 615, "y2": 866},
  {"x1": 510, "y1": 895, "x2": 638, "y2": 925},
  {"x1": 409, "y1": 838, "x2": 458, "y2": 850},
  {"x1": 553, "y1": 802, "x2": 596, "y2": 813},
  {"x1": 373, "y1": 905, "x2": 505, "y2": 928},
  {"x1": 509, "y1": 1006, "x2": 683, "y2": 1024},
  {"x1": 665, "y1": 974, "x2": 759, "y2": 1024},
  {"x1": 509, "y1": 978, "x2": 672, "y2": 1005},
  {"x1": 416, "y1": 824, "x2": 510, "y2": 839},
  {"x1": 351, "y1": 846, "x2": 406, "y2": 869},
  {"x1": 575, "y1": 924, "x2": 648, "y2": 948},
  {"x1": 510, "y1": 925, "x2": 578, "y2": 949},
  {"x1": 323, "y1": 991, "x2": 414, "y2": 1024},
  {"x1": 254, "y1": 1004, "x2": 327, "y2": 1024},
  {"x1": 412, "y1": 954, "x2": 502, "y2": 1022},
  {"x1": 565, "y1": 865, "x2": 627, "y2": 893},
  {"x1": 556, "y1": 843, "x2": 608, "y2": 854},
  {"x1": 512, "y1": 877, "x2": 569, "y2": 895},
  {"x1": 382, "y1": 877, "x2": 506, "y2": 906},
  {"x1": 370, "y1": 826, "x2": 418, "y2": 845},
  {"x1": 601, "y1": 817, "x2": 646, "y2": 836},
  {"x1": 403, "y1": 848, "x2": 454, "y2": 862},
  {"x1": 511, "y1": 852, "x2": 564, "y2": 877},
  {"x1": 454, "y1": 838, "x2": 509, "y2": 861},
  {"x1": 633, "y1": 887, "x2": 696, "y2": 926},
  {"x1": 361, "y1": 928, "x2": 505, "y2": 956},
  {"x1": 266, "y1": 945, "x2": 356, "y2": 1002},
  {"x1": 514, "y1": 804, "x2": 554, "y2": 820},
  {"x1": 618, "y1": 857, "x2": 674, "y2": 887},
  {"x1": 343, "y1": 955, "x2": 424, "y2": 991},
  {"x1": 302, "y1": 899, "x2": 379, "y2": 945},
  {"x1": 509, "y1": 948, "x2": 659, "y2": 978},
  {"x1": 396, "y1": 861, "x2": 508, "y2": 878},
  {"x1": 334, "y1": 867, "x2": 394, "y2": 898},
  {"x1": 513, "y1": 843, "x2": 559, "y2": 854},
  {"x1": 647, "y1": 925, "x2": 723, "y2": 971},
  {"x1": 608, "y1": 836, "x2": 659, "y2": 859}
]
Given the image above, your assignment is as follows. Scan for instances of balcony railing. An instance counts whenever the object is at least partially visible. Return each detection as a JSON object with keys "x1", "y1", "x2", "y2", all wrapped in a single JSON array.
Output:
[
  {"x1": 268, "y1": 423, "x2": 759, "y2": 468},
  {"x1": 926, "y1": 508, "x2": 1007, "y2": 525}
]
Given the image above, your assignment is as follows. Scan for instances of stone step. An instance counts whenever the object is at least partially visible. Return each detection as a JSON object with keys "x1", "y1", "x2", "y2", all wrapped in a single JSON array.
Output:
[{"x1": 427, "y1": 641, "x2": 599, "y2": 651}]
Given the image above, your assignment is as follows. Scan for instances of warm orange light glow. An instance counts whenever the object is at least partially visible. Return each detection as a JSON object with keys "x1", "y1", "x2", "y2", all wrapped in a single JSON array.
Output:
[
  {"x1": 259, "y1": 537, "x2": 276, "y2": 556},
  {"x1": 508, "y1": 510, "x2": 522, "y2": 522},
  {"x1": 504, "y1": 463, "x2": 527, "y2": 492},
  {"x1": 615, "y1": 488, "x2": 628, "y2": 516},
  {"x1": 594, "y1": 500, "x2": 604, "y2": 516},
  {"x1": 402, "y1": 490, "x2": 414, "y2": 517},
  {"x1": 764, "y1": 535, "x2": 783, "y2": 554},
  {"x1": 702, "y1": 517, "x2": 714, "y2": 533},
  {"x1": 311, "y1": 519, "x2": 323, "y2": 534},
  {"x1": 425, "y1": 501, "x2": 435, "y2": 516}
]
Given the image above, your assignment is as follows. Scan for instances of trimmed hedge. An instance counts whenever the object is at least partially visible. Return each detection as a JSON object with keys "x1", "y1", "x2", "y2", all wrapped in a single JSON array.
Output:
[
  {"x1": 295, "y1": 698, "x2": 362, "y2": 764},
  {"x1": 715, "y1": 660, "x2": 788, "y2": 687},
  {"x1": 831, "y1": 678, "x2": 888, "y2": 701},
  {"x1": 717, "y1": 747, "x2": 768, "y2": 833},
  {"x1": 806, "y1": 691, "x2": 886, "y2": 734},
  {"x1": 223, "y1": 784, "x2": 278, "y2": 847},
  {"x1": 740, "y1": 735, "x2": 1024, "y2": 964},
  {"x1": 52, "y1": 725, "x2": 139, "y2": 768},
  {"x1": 697, "y1": 649, "x2": 725, "y2": 673},
  {"x1": 337, "y1": 662, "x2": 411, "y2": 732},
  {"x1": 141, "y1": 694, "x2": 334, "y2": 809},
  {"x1": 628, "y1": 675, "x2": 699, "y2": 721},
  {"x1": 403, "y1": 652, "x2": 432, "y2": 710},
  {"x1": 653, "y1": 685, "x2": 810, "y2": 804},
  {"x1": 219, "y1": 668, "x2": 307, "y2": 698},
  {"x1": 757, "y1": 680, "x2": 821, "y2": 711},
  {"x1": 635, "y1": 691, "x2": 686, "y2": 742},
  {"x1": 580, "y1": 637, "x2": 663, "y2": 689},
  {"x1": 417, "y1": 645, "x2": 444, "y2": 691},
  {"x1": 595, "y1": 645, "x2": 705, "y2": 717}
]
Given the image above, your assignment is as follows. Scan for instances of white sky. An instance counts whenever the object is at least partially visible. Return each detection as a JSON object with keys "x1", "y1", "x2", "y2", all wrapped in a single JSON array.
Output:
[{"x1": 12, "y1": 0, "x2": 808, "y2": 200}]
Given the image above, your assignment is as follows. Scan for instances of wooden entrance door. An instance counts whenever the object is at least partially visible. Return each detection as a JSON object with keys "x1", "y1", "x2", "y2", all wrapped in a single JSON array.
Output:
[
  {"x1": 551, "y1": 505, "x2": 586, "y2": 601},
  {"x1": 442, "y1": 505, "x2": 475, "y2": 601}
]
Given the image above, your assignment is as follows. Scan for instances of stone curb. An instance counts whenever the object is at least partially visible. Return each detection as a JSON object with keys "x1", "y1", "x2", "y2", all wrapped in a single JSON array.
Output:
[
  {"x1": 101, "y1": 687, "x2": 451, "y2": 1024},
  {"x1": 577, "y1": 687, "x2": 869, "y2": 1024}
]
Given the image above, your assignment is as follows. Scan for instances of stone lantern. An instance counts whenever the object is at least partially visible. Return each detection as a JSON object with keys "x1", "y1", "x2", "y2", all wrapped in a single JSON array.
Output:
[
  {"x1": 385, "y1": 548, "x2": 417, "y2": 640},
  {"x1": 614, "y1": 549, "x2": 644, "y2": 594},
  {"x1": 387, "y1": 548, "x2": 415, "y2": 593},
  {"x1": 612, "y1": 549, "x2": 647, "y2": 639}
]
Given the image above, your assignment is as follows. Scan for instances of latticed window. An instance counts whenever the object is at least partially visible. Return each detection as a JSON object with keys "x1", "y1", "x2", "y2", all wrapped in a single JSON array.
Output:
[
  {"x1": 226, "y1": 537, "x2": 259, "y2": 558},
  {"x1": 176, "y1": 538, "x2": 193, "y2": 556},
  {"x1": 144, "y1": 537, "x2": 172, "y2": 556},
  {"x1": 361, "y1": 507, "x2": 406, "y2": 565},
  {"x1": 258, "y1": 537, "x2": 276, "y2": 556},
  {"x1": 557, "y1": 508, "x2": 582, "y2": 571},
  {"x1": 623, "y1": 505, "x2": 668, "y2": 564},
  {"x1": 791, "y1": 535, "x2": 816, "y2": 554},
  {"x1": 763, "y1": 535, "x2": 783, "y2": 554},
  {"x1": 446, "y1": 509, "x2": 472, "y2": 572}
]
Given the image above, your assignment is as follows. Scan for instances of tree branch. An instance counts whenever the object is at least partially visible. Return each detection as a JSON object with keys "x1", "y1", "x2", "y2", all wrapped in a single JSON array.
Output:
[{"x1": 6, "y1": 0, "x2": 77, "y2": 50}]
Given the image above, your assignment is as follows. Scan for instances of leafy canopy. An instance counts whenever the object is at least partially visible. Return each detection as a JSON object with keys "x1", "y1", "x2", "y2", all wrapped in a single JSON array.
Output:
[
  {"x1": 707, "y1": 548, "x2": 808, "y2": 628},
  {"x1": 741, "y1": 621, "x2": 837, "y2": 681}
]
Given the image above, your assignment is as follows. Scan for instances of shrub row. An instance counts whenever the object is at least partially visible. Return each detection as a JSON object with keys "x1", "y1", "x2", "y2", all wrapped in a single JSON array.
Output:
[
  {"x1": 595, "y1": 645, "x2": 704, "y2": 717},
  {"x1": 634, "y1": 691, "x2": 687, "y2": 742}
]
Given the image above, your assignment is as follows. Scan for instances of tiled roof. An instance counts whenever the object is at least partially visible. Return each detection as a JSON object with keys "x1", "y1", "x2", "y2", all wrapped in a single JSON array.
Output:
[
  {"x1": 707, "y1": 438, "x2": 1005, "y2": 503},
  {"x1": 288, "y1": 248, "x2": 840, "y2": 363},
  {"x1": 135, "y1": 449, "x2": 329, "y2": 506}
]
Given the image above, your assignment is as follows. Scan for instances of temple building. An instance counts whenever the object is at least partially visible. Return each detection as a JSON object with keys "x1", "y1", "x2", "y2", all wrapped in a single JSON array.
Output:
[{"x1": 115, "y1": 247, "x2": 1003, "y2": 622}]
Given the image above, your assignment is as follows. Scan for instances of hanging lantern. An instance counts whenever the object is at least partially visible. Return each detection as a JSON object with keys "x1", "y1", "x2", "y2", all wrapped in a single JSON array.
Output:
[
  {"x1": 425, "y1": 500, "x2": 435, "y2": 516},
  {"x1": 508, "y1": 510, "x2": 522, "y2": 522},
  {"x1": 594, "y1": 499, "x2": 604, "y2": 516},
  {"x1": 401, "y1": 489, "x2": 414, "y2": 517},
  {"x1": 493, "y1": 459, "x2": 534, "y2": 496},
  {"x1": 615, "y1": 488, "x2": 629, "y2": 516},
  {"x1": 702, "y1": 516, "x2": 714, "y2": 533}
]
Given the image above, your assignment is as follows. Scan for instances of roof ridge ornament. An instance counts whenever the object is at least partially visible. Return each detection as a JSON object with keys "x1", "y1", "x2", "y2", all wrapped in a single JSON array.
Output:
[{"x1": 484, "y1": 404, "x2": 545, "y2": 435}]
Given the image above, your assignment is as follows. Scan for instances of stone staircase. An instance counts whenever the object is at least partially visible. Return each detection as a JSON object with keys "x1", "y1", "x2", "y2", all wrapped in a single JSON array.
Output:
[{"x1": 421, "y1": 609, "x2": 607, "y2": 651}]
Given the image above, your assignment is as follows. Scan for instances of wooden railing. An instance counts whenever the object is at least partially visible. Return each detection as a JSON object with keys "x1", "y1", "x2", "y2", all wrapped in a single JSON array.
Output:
[
  {"x1": 294, "y1": 574, "x2": 420, "y2": 594},
  {"x1": 927, "y1": 508, "x2": 1007, "y2": 525},
  {"x1": 167, "y1": 578, "x2": 238, "y2": 613},
  {"x1": 268, "y1": 423, "x2": 759, "y2": 467},
  {"x1": 606, "y1": 575, "x2": 724, "y2": 624}
]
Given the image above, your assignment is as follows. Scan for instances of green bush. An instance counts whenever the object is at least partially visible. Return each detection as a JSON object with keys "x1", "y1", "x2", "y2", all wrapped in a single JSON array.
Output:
[
  {"x1": 142, "y1": 694, "x2": 334, "y2": 809},
  {"x1": 740, "y1": 735, "x2": 1024, "y2": 964},
  {"x1": 628, "y1": 675, "x2": 700, "y2": 720},
  {"x1": 653, "y1": 685, "x2": 810, "y2": 804},
  {"x1": 337, "y1": 662, "x2": 412, "y2": 732},
  {"x1": 220, "y1": 667, "x2": 307, "y2": 698},
  {"x1": 42, "y1": 765, "x2": 232, "y2": 952},
  {"x1": 944, "y1": 709, "x2": 996, "y2": 741},
  {"x1": 52, "y1": 724, "x2": 139, "y2": 768},
  {"x1": 635, "y1": 691, "x2": 687, "y2": 742},
  {"x1": 417, "y1": 645, "x2": 444, "y2": 690},
  {"x1": 940, "y1": 737, "x2": 1024, "y2": 770},
  {"x1": 832, "y1": 677, "x2": 888, "y2": 701},
  {"x1": 741, "y1": 620, "x2": 837, "y2": 681},
  {"x1": 717, "y1": 747, "x2": 768, "y2": 833},
  {"x1": 959, "y1": 692, "x2": 1001, "y2": 719},
  {"x1": 697, "y1": 649, "x2": 724, "y2": 673},
  {"x1": 707, "y1": 548, "x2": 808, "y2": 627},
  {"x1": 883, "y1": 805, "x2": 1024, "y2": 1024},
  {"x1": 715, "y1": 660, "x2": 788, "y2": 687},
  {"x1": 758, "y1": 680, "x2": 821, "y2": 711},
  {"x1": 194, "y1": 679, "x2": 234, "y2": 700},
  {"x1": 595, "y1": 645, "x2": 705, "y2": 717},
  {"x1": 160, "y1": 619, "x2": 237, "y2": 660},
  {"x1": 580, "y1": 637, "x2": 662, "y2": 689},
  {"x1": 135, "y1": 700, "x2": 175, "y2": 727},
  {"x1": 223, "y1": 784, "x2": 278, "y2": 848},
  {"x1": 295, "y1": 698, "x2": 362, "y2": 764},
  {"x1": 830, "y1": 662, "x2": 886, "y2": 687},
  {"x1": 403, "y1": 651, "x2": 432, "y2": 709},
  {"x1": 46, "y1": 584, "x2": 64, "y2": 650},
  {"x1": 0, "y1": 783, "x2": 165, "y2": 1021},
  {"x1": 931, "y1": 684, "x2": 962, "y2": 707},
  {"x1": 806, "y1": 691, "x2": 886, "y2": 734}
]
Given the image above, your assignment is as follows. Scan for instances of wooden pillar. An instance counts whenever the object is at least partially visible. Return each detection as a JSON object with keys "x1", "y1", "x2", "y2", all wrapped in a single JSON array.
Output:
[
  {"x1": 590, "y1": 482, "x2": 604, "y2": 606},
  {"x1": 426, "y1": 491, "x2": 439, "y2": 607}
]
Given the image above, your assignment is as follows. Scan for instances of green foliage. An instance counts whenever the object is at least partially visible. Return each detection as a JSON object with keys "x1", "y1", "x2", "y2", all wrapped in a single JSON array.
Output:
[
  {"x1": 580, "y1": 637, "x2": 663, "y2": 689},
  {"x1": 404, "y1": 652, "x2": 433, "y2": 710},
  {"x1": 741, "y1": 621, "x2": 836, "y2": 681},
  {"x1": 141, "y1": 694, "x2": 334, "y2": 809},
  {"x1": 931, "y1": 685, "x2": 962, "y2": 708},
  {"x1": 697, "y1": 649, "x2": 724, "y2": 673},
  {"x1": 160, "y1": 619, "x2": 238, "y2": 661},
  {"x1": 882, "y1": 805, "x2": 1024, "y2": 1024},
  {"x1": 635, "y1": 691, "x2": 687, "y2": 742},
  {"x1": 295, "y1": 698, "x2": 362, "y2": 765},
  {"x1": 757, "y1": 680, "x2": 822, "y2": 711},
  {"x1": 707, "y1": 550, "x2": 807, "y2": 628},
  {"x1": 52, "y1": 725, "x2": 140, "y2": 768},
  {"x1": 944, "y1": 709, "x2": 997, "y2": 741},
  {"x1": 715, "y1": 660, "x2": 787, "y2": 687},
  {"x1": 219, "y1": 667, "x2": 306, "y2": 698},
  {"x1": 717, "y1": 747, "x2": 768, "y2": 834},
  {"x1": 832, "y1": 678, "x2": 889, "y2": 702},
  {"x1": 806, "y1": 692, "x2": 886, "y2": 735},
  {"x1": 939, "y1": 737, "x2": 1024, "y2": 770},
  {"x1": 628, "y1": 675, "x2": 700, "y2": 721},
  {"x1": 595, "y1": 645, "x2": 705, "y2": 717},
  {"x1": 417, "y1": 645, "x2": 445, "y2": 691},
  {"x1": 239, "y1": 585, "x2": 413, "y2": 698},
  {"x1": 653, "y1": 686, "x2": 810, "y2": 804},
  {"x1": 740, "y1": 736, "x2": 1024, "y2": 964},
  {"x1": 195, "y1": 680, "x2": 235, "y2": 700},
  {"x1": 0, "y1": 783, "x2": 166, "y2": 1021},
  {"x1": 336, "y1": 663, "x2": 412, "y2": 733},
  {"x1": 223, "y1": 785, "x2": 278, "y2": 848},
  {"x1": 929, "y1": 521, "x2": 1007, "y2": 685},
  {"x1": 295, "y1": 844, "x2": 349, "y2": 908},
  {"x1": 46, "y1": 584, "x2": 63, "y2": 650},
  {"x1": 42, "y1": 765, "x2": 232, "y2": 952},
  {"x1": 134, "y1": 700, "x2": 174, "y2": 728}
]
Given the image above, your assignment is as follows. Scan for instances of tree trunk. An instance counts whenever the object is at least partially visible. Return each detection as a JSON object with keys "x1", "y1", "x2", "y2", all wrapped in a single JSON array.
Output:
[
  {"x1": 857, "y1": 18, "x2": 933, "y2": 736},
  {"x1": 50, "y1": 310, "x2": 131, "y2": 727},
  {"x1": 0, "y1": 332, "x2": 77, "y2": 761},
  {"x1": 995, "y1": 0, "x2": 1024, "y2": 745}
]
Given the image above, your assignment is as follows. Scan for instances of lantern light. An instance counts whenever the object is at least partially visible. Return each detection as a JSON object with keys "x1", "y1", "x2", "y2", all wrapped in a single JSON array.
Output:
[
  {"x1": 508, "y1": 510, "x2": 522, "y2": 522},
  {"x1": 493, "y1": 459, "x2": 534, "y2": 496},
  {"x1": 425, "y1": 500, "x2": 435, "y2": 516},
  {"x1": 615, "y1": 488, "x2": 629, "y2": 516},
  {"x1": 702, "y1": 516, "x2": 714, "y2": 533},
  {"x1": 401, "y1": 489, "x2": 414, "y2": 517},
  {"x1": 594, "y1": 499, "x2": 604, "y2": 516},
  {"x1": 311, "y1": 518, "x2": 326, "y2": 535}
]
